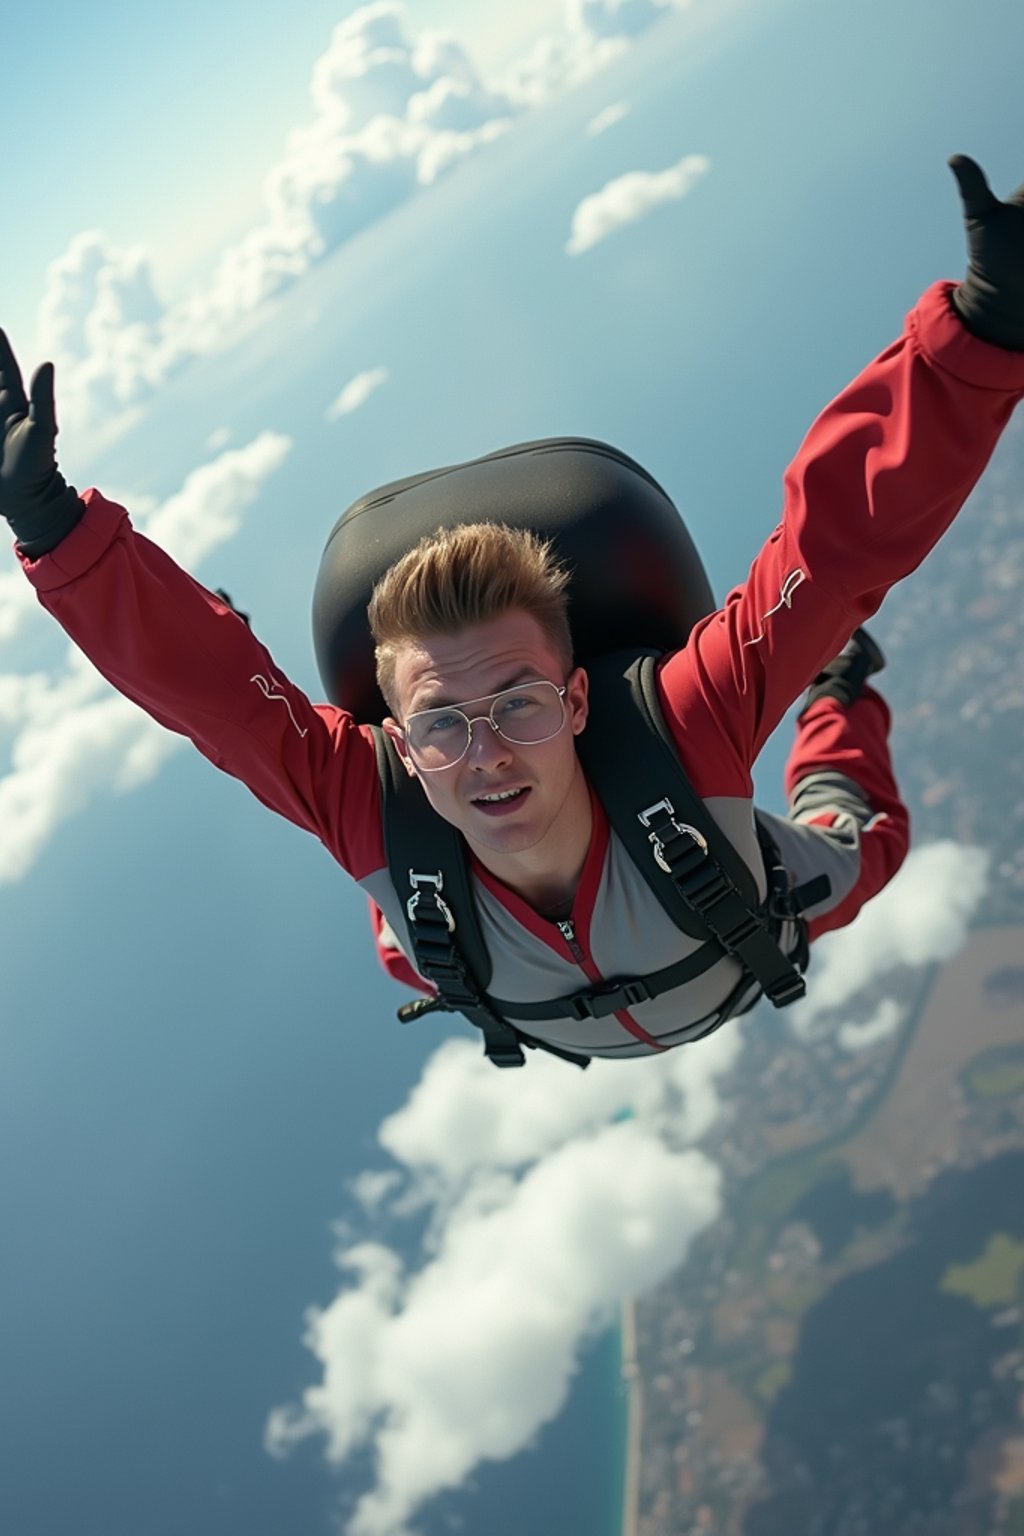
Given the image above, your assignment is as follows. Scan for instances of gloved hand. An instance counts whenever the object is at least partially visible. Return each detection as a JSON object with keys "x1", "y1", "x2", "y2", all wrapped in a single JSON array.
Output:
[
  {"x1": 0, "y1": 329, "x2": 83, "y2": 556},
  {"x1": 949, "y1": 156, "x2": 1024, "y2": 351}
]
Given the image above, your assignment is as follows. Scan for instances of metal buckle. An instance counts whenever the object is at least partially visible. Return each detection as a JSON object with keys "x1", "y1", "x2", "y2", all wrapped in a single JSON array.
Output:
[
  {"x1": 406, "y1": 870, "x2": 456, "y2": 932},
  {"x1": 637, "y1": 798, "x2": 709, "y2": 875}
]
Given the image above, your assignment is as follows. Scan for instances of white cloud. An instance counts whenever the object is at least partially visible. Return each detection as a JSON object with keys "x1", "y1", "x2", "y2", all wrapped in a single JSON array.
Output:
[
  {"x1": 566, "y1": 152, "x2": 710, "y2": 255},
  {"x1": 37, "y1": 0, "x2": 694, "y2": 435},
  {"x1": 266, "y1": 813, "x2": 990, "y2": 1536},
  {"x1": 0, "y1": 651, "x2": 180, "y2": 885},
  {"x1": 272, "y1": 1118, "x2": 720, "y2": 1536},
  {"x1": 789, "y1": 840, "x2": 991, "y2": 1040},
  {"x1": 499, "y1": 27, "x2": 626, "y2": 107},
  {"x1": 138, "y1": 432, "x2": 292, "y2": 569},
  {"x1": 350, "y1": 1169, "x2": 405, "y2": 1215},
  {"x1": 568, "y1": 0, "x2": 679, "y2": 40},
  {"x1": 837, "y1": 997, "x2": 905, "y2": 1054},
  {"x1": 38, "y1": 5, "x2": 523, "y2": 435},
  {"x1": 267, "y1": 1028, "x2": 739, "y2": 1534},
  {"x1": 377, "y1": 1025, "x2": 738, "y2": 1191},
  {"x1": 0, "y1": 435, "x2": 291, "y2": 884},
  {"x1": 0, "y1": 567, "x2": 40, "y2": 646},
  {"x1": 327, "y1": 366, "x2": 390, "y2": 420},
  {"x1": 586, "y1": 100, "x2": 630, "y2": 135}
]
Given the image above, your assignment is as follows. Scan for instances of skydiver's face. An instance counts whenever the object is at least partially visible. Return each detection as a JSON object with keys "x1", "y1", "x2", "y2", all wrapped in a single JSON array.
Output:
[{"x1": 382, "y1": 610, "x2": 591, "y2": 890}]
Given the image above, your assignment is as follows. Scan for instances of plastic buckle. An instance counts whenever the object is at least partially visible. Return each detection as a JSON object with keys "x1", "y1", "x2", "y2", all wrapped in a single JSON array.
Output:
[
  {"x1": 406, "y1": 870, "x2": 455, "y2": 932},
  {"x1": 569, "y1": 978, "x2": 653, "y2": 1020},
  {"x1": 638, "y1": 798, "x2": 709, "y2": 875},
  {"x1": 767, "y1": 973, "x2": 807, "y2": 1007},
  {"x1": 488, "y1": 1045, "x2": 527, "y2": 1068}
]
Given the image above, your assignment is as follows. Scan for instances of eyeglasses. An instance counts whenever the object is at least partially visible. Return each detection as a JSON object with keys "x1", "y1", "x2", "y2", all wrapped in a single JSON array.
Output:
[{"x1": 402, "y1": 680, "x2": 568, "y2": 771}]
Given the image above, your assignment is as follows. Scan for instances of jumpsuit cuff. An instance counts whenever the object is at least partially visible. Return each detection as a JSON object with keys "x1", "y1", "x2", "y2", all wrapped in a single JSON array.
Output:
[{"x1": 915, "y1": 282, "x2": 1024, "y2": 392}]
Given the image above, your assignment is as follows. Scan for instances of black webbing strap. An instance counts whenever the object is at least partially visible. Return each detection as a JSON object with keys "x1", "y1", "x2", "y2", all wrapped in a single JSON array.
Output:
[
  {"x1": 372, "y1": 728, "x2": 591, "y2": 1069},
  {"x1": 578, "y1": 651, "x2": 810, "y2": 1010},
  {"x1": 639, "y1": 801, "x2": 807, "y2": 1007},
  {"x1": 487, "y1": 941, "x2": 723, "y2": 1022},
  {"x1": 400, "y1": 874, "x2": 529, "y2": 1066}
]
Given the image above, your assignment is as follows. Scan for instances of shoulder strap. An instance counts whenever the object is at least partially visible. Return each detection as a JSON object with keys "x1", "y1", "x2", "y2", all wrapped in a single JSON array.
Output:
[
  {"x1": 372, "y1": 726, "x2": 493, "y2": 986},
  {"x1": 576, "y1": 651, "x2": 807, "y2": 1008},
  {"x1": 576, "y1": 650, "x2": 760, "y2": 912},
  {"x1": 371, "y1": 728, "x2": 591, "y2": 1070}
]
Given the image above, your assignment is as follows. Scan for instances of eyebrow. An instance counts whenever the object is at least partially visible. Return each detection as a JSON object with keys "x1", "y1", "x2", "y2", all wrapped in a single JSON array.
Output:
[{"x1": 411, "y1": 669, "x2": 543, "y2": 713}]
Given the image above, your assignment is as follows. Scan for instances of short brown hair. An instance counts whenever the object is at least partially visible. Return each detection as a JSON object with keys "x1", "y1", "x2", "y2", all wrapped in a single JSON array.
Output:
[{"x1": 369, "y1": 522, "x2": 573, "y2": 712}]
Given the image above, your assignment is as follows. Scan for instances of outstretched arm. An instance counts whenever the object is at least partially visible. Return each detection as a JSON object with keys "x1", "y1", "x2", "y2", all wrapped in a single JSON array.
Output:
[
  {"x1": 0, "y1": 339, "x2": 385, "y2": 881},
  {"x1": 657, "y1": 156, "x2": 1024, "y2": 797}
]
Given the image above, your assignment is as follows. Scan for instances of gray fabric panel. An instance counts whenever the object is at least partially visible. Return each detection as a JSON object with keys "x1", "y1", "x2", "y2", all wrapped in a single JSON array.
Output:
[{"x1": 755, "y1": 768, "x2": 874, "y2": 924}]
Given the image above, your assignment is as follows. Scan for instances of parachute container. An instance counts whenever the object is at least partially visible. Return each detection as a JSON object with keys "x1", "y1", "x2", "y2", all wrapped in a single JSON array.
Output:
[{"x1": 312, "y1": 437, "x2": 715, "y2": 719}]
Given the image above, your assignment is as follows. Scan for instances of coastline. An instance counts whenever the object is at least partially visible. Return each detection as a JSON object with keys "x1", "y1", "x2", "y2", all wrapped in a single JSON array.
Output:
[{"x1": 620, "y1": 1297, "x2": 642, "y2": 1536}]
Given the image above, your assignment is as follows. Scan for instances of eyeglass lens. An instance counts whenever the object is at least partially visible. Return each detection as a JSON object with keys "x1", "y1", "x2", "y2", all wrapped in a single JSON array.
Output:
[{"x1": 406, "y1": 682, "x2": 565, "y2": 769}]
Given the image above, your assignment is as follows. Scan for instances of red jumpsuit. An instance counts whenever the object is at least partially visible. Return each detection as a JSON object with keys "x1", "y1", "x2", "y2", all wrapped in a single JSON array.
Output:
[{"x1": 17, "y1": 283, "x2": 1024, "y2": 1058}]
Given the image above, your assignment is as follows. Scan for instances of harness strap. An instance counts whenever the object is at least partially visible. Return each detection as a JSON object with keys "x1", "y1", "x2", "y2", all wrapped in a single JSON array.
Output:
[
  {"x1": 401, "y1": 872, "x2": 592, "y2": 1069},
  {"x1": 487, "y1": 941, "x2": 722, "y2": 1022},
  {"x1": 373, "y1": 653, "x2": 825, "y2": 1069},
  {"x1": 640, "y1": 801, "x2": 807, "y2": 1008}
]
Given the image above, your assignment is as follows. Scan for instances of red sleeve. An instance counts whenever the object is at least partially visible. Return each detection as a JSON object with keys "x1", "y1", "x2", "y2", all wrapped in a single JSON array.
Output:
[
  {"x1": 19, "y1": 492, "x2": 386, "y2": 881},
  {"x1": 656, "y1": 281, "x2": 1024, "y2": 797}
]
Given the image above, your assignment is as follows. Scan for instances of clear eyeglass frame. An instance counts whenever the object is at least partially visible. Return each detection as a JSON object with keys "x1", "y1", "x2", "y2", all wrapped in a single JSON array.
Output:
[{"x1": 402, "y1": 680, "x2": 569, "y2": 772}]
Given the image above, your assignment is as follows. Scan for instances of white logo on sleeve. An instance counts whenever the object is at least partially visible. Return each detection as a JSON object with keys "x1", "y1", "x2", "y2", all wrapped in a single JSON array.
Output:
[
  {"x1": 744, "y1": 568, "x2": 807, "y2": 647},
  {"x1": 251, "y1": 674, "x2": 309, "y2": 738}
]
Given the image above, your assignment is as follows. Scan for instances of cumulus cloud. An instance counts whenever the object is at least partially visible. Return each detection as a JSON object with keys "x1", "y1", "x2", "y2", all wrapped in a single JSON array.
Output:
[
  {"x1": 0, "y1": 654, "x2": 180, "y2": 885},
  {"x1": 327, "y1": 366, "x2": 390, "y2": 421},
  {"x1": 586, "y1": 100, "x2": 630, "y2": 135},
  {"x1": 0, "y1": 434, "x2": 291, "y2": 883},
  {"x1": 139, "y1": 432, "x2": 292, "y2": 568},
  {"x1": 267, "y1": 1029, "x2": 739, "y2": 1535},
  {"x1": 789, "y1": 840, "x2": 991, "y2": 1041},
  {"x1": 568, "y1": 0, "x2": 679, "y2": 40},
  {"x1": 39, "y1": 5, "x2": 521, "y2": 434},
  {"x1": 566, "y1": 151, "x2": 710, "y2": 255},
  {"x1": 0, "y1": 567, "x2": 40, "y2": 646},
  {"x1": 504, "y1": 0, "x2": 686, "y2": 106},
  {"x1": 272, "y1": 747, "x2": 986, "y2": 1536},
  {"x1": 837, "y1": 997, "x2": 905, "y2": 1054},
  {"x1": 37, "y1": 0, "x2": 693, "y2": 435}
]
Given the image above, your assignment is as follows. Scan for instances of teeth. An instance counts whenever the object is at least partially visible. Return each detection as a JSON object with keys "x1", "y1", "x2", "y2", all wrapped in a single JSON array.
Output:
[{"x1": 477, "y1": 788, "x2": 523, "y2": 803}]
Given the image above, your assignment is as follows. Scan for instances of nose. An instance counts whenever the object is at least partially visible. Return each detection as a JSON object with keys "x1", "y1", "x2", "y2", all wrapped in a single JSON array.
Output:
[{"x1": 465, "y1": 715, "x2": 512, "y2": 768}]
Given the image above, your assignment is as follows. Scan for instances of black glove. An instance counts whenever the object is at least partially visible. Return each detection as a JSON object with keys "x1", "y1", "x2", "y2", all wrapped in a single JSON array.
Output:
[
  {"x1": 949, "y1": 156, "x2": 1024, "y2": 351},
  {"x1": 0, "y1": 329, "x2": 84, "y2": 556}
]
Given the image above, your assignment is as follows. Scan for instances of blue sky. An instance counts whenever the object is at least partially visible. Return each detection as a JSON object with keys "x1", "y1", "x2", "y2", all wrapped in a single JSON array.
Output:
[{"x1": 2, "y1": 2, "x2": 1023, "y2": 1534}]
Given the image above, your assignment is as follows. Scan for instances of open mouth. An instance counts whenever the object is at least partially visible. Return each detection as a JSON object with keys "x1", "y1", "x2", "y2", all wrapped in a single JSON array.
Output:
[{"x1": 471, "y1": 786, "x2": 531, "y2": 814}]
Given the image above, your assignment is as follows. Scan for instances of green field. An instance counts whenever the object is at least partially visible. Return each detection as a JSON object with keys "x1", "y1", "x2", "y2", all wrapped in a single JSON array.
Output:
[
  {"x1": 941, "y1": 1232, "x2": 1024, "y2": 1309},
  {"x1": 962, "y1": 1046, "x2": 1024, "y2": 1101}
]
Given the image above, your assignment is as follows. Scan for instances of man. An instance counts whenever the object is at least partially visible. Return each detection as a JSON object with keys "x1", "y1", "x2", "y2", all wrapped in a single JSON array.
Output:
[{"x1": 2, "y1": 155, "x2": 1022, "y2": 1063}]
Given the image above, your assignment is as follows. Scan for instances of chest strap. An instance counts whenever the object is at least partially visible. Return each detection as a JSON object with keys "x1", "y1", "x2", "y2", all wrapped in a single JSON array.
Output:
[{"x1": 397, "y1": 870, "x2": 594, "y2": 1069}]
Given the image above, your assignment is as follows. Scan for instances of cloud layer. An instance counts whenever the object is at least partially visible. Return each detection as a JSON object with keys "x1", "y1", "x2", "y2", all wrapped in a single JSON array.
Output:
[
  {"x1": 36, "y1": 1, "x2": 694, "y2": 440},
  {"x1": 266, "y1": 1029, "x2": 739, "y2": 1535},
  {"x1": 267, "y1": 831, "x2": 994, "y2": 1533},
  {"x1": 789, "y1": 839, "x2": 991, "y2": 1042}
]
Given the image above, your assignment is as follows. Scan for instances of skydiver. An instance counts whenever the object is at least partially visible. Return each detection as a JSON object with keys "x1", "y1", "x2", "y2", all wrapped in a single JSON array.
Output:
[{"x1": 1, "y1": 155, "x2": 1022, "y2": 1065}]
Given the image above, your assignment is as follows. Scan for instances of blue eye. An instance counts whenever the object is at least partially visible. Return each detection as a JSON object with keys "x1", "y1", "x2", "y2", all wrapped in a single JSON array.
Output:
[
  {"x1": 427, "y1": 713, "x2": 463, "y2": 734},
  {"x1": 495, "y1": 693, "x2": 540, "y2": 716}
]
